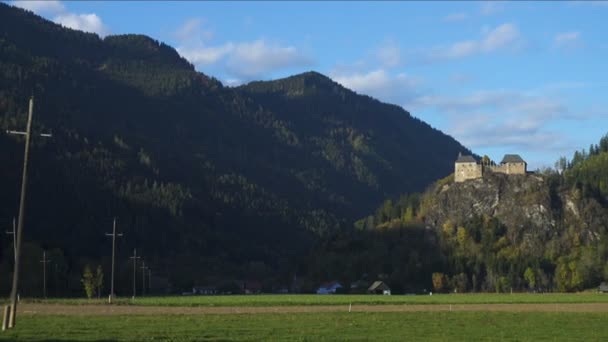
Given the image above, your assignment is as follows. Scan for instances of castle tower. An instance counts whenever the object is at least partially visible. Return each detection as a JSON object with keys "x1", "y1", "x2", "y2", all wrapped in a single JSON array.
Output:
[{"x1": 454, "y1": 154, "x2": 481, "y2": 182}]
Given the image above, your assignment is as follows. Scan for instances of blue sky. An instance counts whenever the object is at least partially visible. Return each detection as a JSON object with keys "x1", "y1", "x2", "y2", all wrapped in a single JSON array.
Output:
[{"x1": 7, "y1": 1, "x2": 608, "y2": 169}]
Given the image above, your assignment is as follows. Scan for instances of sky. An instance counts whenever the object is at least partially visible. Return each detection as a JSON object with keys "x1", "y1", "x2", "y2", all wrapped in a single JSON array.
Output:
[{"x1": 7, "y1": 1, "x2": 608, "y2": 170}]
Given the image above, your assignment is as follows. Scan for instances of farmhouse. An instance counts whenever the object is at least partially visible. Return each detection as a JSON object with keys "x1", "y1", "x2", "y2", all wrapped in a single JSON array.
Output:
[
  {"x1": 455, "y1": 153, "x2": 527, "y2": 183},
  {"x1": 367, "y1": 281, "x2": 391, "y2": 295}
]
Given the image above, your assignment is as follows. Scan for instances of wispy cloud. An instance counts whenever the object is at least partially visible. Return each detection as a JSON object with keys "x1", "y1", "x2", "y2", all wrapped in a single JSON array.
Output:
[
  {"x1": 174, "y1": 17, "x2": 313, "y2": 79},
  {"x1": 10, "y1": 0, "x2": 64, "y2": 15},
  {"x1": 330, "y1": 69, "x2": 423, "y2": 105},
  {"x1": 175, "y1": 18, "x2": 214, "y2": 44},
  {"x1": 407, "y1": 88, "x2": 587, "y2": 151},
  {"x1": 54, "y1": 13, "x2": 109, "y2": 36},
  {"x1": 225, "y1": 40, "x2": 313, "y2": 78},
  {"x1": 376, "y1": 40, "x2": 402, "y2": 68},
  {"x1": 427, "y1": 23, "x2": 522, "y2": 60},
  {"x1": 178, "y1": 44, "x2": 233, "y2": 65},
  {"x1": 10, "y1": 0, "x2": 109, "y2": 36},
  {"x1": 554, "y1": 31, "x2": 582, "y2": 49},
  {"x1": 480, "y1": 1, "x2": 505, "y2": 16},
  {"x1": 178, "y1": 39, "x2": 313, "y2": 79},
  {"x1": 443, "y1": 12, "x2": 469, "y2": 23}
]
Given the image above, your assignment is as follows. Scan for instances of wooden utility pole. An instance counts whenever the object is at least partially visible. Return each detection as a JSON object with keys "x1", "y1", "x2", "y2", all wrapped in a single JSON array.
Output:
[
  {"x1": 3, "y1": 97, "x2": 51, "y2": 331},
  {"x1": 129, "y1": 249, "x2": 140, "y2": 299},
  {"x1": 140, "y1": 261, "x2": 147, "y2": 296},
  {"x1": 105, "y1": 218, "x2": 122, "y2": 303},
  {"x1": 40, "y1": 251, "x2": 50, "y2": 299},
  {"x1": 5, "y1": 218, "x2": 16, "y2": 263},
  {"x1": 148, "y1": 269, "x2": 152, "y2": 295}
]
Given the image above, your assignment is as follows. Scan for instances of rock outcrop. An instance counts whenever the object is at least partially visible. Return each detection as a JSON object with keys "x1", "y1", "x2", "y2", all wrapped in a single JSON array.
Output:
[{"x1": 420, "y1": 172, "x2": 608, "y2": 250}]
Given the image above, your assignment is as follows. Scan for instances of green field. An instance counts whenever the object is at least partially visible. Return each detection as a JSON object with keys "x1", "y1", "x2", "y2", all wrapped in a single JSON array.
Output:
[
  {"x1": 16, "y1": 292, "x2": 608, "y2": 307},
  {"x1": 1, "y1": 312, "x2": 607, "y2": 341}
]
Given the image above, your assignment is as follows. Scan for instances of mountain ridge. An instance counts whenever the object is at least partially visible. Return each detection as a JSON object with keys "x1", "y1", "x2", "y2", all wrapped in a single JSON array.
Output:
[{"x1": 0, "y1": 2, "x2": 472, "y2": 294}]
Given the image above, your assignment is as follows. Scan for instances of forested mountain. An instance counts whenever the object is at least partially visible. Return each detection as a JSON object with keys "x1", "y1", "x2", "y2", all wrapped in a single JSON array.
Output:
[{"x1": 0, "y1": 3, "x2": 471, "y2": 295}]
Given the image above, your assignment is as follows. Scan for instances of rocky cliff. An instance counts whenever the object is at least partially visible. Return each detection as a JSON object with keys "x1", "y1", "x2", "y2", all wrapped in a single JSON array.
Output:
[{"x1": 421, "y1": 172, "x2": 607, "y2": 251}]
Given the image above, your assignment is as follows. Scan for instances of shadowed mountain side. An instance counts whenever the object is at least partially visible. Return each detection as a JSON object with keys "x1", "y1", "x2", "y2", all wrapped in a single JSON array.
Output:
[{"x1": 0, "y1": 3, "x2": 471, "y2": 294}]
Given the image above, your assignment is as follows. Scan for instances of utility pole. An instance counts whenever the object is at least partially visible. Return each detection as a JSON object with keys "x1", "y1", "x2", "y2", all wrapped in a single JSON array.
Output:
[
  {"x1": 105, "y1": 218, "x2": 122, "y2": 303},
  {"x1": 140, "y1": 261, "x2": 147, "y2": 296},
  {"x1": 39, "y1": 251, "x2": 50, "y2": 299},
  {"x1": 5, "y1": 218, "x2": 16, "y2": 263},
  {"x1": 148, "y1": 268, "x2": 152, "y2": 295},
  {"x1": 3, "y1": 97, "x2": 51, "y2": 331},
  {"x1": 129, "y1": 249, "x2": 140, "y2": 299},
  {"x1": 54, "y1": 263, "x2": 59, "y2": 297}
]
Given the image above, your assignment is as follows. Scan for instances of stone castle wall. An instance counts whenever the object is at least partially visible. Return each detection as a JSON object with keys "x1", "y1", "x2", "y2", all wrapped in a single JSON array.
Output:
[
  {"x1": 455, "y1": 162, "x2": 482, "y2": 182},
  {"x1": 455, "y1": 162, "x2": 526, "y2": 182}
]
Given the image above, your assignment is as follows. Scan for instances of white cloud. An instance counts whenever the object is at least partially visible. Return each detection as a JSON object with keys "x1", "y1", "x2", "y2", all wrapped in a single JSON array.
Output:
[
  {"x1": 10, "y1": 0, "x2": 64, "y2": 15},
  {"x1": 11, "y1": 0, "x2": 109, "y2": 36},
  {"x1": 481, "y1": 23, "x2": 519, "y2": 50},
  {"x1": 376, "y1": 40, "x2": 402, "y2": 68},
  {"x1": 429, "y1": 23, "x2": 521, "y2": 60},
  {"x1": 480, "y1": 1, "x2": 504, "y2": 15},
  {"x1": 54, "y1": 13, "x2": 109, "y2": 36},
  {"x1": 178, "y1": 39, "x2": 313, "y2": 79},
  {"x1": 330, "y1": 69, "x2": 422, "y2": 105},
  {"x1": 175, "y1": 18, "x2": 214, "y2": 44},
  {"x1": 554, "y1": 31, "x2": 582, "y2": 49},
  {"x1": 443, "y1": 12, "x2": 469, "y2": 22},
  {"x1": 407, "y1": 88, "x2": 586, "y2": 151},
  {"x1": 226, "y1": 40, "x2": 312, "y2": 78},
  {"x1": 178, "y1": 43, "x2": 234, "y2": 65}
]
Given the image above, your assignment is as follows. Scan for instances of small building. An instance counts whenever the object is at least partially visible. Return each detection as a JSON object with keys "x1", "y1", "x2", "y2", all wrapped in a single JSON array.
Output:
[
  {"x1": 241, "y1": 280, "x2": 262, "y2": 295},
  {"x1": 367, "y1": 281, "x2": 391, "y2": 295},
  {"x1": 454, "y1": 153, "x2": 527, "y2": 182},
  {"x1": 192, "y1": 286, "x2": 217, "y2": 295},
  {"x1": 455, "y1": 154, "x2": 481, "y2": 182},
  {"x1": 316, "y1": 281, "x2": 343, "y2": 294},
  {"x1": 498, "y1": 154, "x2": 527, "y2": 175}
]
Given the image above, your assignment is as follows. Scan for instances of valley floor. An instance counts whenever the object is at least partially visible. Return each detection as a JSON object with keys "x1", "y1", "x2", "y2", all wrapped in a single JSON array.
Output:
[
  {"x1": 1, "y1": 295, "x2": 608, "y2": 341},
  {"x1": 1, "y1": 311, "x2": 608, "y2": 341},
  {"x1": 10, "y1": 302, "x2": 608, "y2": 315},
  {"x1": 12, "y1": 293, "x2": 608, "y2": 307}
]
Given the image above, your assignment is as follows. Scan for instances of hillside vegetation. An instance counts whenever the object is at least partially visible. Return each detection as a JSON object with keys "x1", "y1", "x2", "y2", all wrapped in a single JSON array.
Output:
[
  {"x1": 345, "y1": 134, "x2": 608, "y2": 293},
  {"x1": 0, "y1": 3, "x2": 470, "y2": 295}
]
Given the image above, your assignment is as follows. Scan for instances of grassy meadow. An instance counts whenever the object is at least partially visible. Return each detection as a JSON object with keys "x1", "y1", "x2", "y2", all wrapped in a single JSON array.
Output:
[
  {"x1": 16, "y1": 292, "x2": 608, "y2": 307},
  {"x1": 1, "y1": 312, "x2": 607, "y2": 341}
]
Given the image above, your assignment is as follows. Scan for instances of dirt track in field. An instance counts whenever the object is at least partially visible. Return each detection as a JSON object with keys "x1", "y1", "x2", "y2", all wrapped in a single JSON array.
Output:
[{"x1": 15, "y1": 303, "x2": 608, "y2": 315}]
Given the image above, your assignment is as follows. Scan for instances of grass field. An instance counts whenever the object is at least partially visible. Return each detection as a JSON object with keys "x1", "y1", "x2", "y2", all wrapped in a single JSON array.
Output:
[
  {"x1": 1, "y1": 312, "x2": 607, "y2": 341},
  {"x1": 15, "y1": 292, "x2": 608, "y2": 307}
]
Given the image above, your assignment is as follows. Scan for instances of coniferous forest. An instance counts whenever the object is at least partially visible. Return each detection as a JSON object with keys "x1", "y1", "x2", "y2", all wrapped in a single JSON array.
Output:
[{"x1": 0, "y1": 3, "x2": 470, "y2": 296}]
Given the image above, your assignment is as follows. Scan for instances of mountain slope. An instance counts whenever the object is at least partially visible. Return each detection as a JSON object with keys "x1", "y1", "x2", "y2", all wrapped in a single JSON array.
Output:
[
  {"x1": 239, "y1": 72, "x2": 467, "y2": 203},
  {"x1": 0, "y1": 3, "x2": 471, "y2": 294}
]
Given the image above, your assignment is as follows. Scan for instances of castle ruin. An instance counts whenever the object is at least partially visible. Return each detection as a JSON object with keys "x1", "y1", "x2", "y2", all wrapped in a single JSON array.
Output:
[{"x1": 454, "y1": 153, "x2": 527, "y2": 182}]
